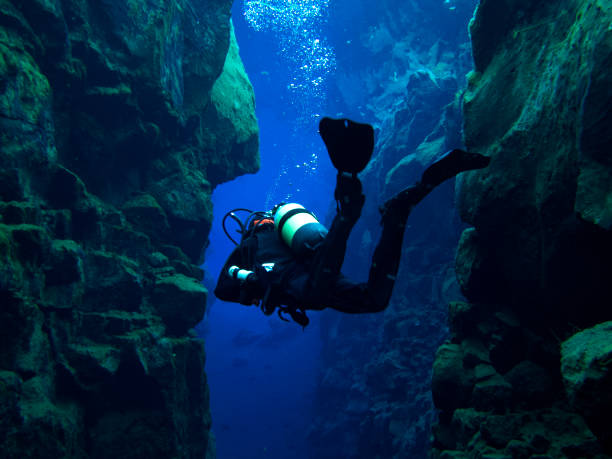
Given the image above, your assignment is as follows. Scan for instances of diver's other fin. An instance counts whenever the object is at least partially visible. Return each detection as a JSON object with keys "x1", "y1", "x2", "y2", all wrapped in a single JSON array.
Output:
[
  {"x1": 420, "y1": 149, "x2": 491, "y2": 189},
  {"x1": 379, "y1": 150, "x2": 490, "y2": 224},
  {"x1": 319, "y1": 117, "x2": 374, "y2": 174}
]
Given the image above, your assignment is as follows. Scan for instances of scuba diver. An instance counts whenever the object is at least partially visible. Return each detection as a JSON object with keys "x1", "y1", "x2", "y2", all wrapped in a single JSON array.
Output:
[{"x1": 214, "y1": 118, "x2": 490, "y2": 327}]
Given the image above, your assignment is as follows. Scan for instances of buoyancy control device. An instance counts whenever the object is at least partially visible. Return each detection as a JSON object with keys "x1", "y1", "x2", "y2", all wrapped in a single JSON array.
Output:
[{"x1": 217, "y1": 207, "x2": 314, "y2": 326}]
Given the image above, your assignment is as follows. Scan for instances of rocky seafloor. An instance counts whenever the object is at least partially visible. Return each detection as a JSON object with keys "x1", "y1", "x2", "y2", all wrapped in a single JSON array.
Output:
[{"x1": 0, "y1": 0, "x2": 258, "y2": 457}]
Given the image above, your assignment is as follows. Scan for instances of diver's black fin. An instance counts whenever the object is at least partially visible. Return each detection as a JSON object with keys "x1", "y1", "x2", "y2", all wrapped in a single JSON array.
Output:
[
  {"x1": 319, "y1": 117, "x2": 374, "y2": 174},
  {"x1": 420, "y1": 149, "x2": 490, "y2": 189}
]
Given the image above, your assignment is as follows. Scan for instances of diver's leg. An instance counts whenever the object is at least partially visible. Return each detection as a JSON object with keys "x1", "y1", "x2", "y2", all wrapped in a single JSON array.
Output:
[
  {"x1": 365, "y1": 149, "x2": 491, "y2": 311},
  {"x1": 312, "y1": 149, "x2": 490, "y2": 312},
  {"x1": 310, "y1": 185, "x2": 429, "y2": 313},
  {"x1": 365, "y1": 184, "x2": 430, "y2": 311},
  {"x1": 323, "y1": 277, "x2": 378, "y2": 313},
  {"x1": 306, "y1": 173, "x2": 364, "y2": 300}
]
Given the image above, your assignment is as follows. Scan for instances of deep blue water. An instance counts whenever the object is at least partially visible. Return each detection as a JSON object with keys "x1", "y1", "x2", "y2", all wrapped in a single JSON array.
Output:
[
  {"x1": 202, "y1": 2, "x2": 336, "y2": 458},
  {"x1": 201, "y1": 1, "x2": 474, "y2": 457}
]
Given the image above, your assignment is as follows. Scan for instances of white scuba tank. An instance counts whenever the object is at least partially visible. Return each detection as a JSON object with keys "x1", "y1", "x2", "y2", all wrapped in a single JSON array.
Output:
[{"x1": 273, "y1": 203, "x2": 328, "y2": 257}]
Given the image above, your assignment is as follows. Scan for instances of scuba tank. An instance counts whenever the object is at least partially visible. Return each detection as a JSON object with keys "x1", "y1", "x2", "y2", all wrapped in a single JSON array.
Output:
[{"x1": 273, "y1": 203, "x2": 328, "y2": 257}]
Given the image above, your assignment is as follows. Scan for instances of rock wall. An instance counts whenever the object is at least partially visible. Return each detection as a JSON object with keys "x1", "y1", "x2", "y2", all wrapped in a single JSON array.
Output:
[
  {"x1": 308, "y1": 1, "x2": 478, "y2": 457},
  {"x1": 431, "y1": 0, "x2": 612, "y2": 457},
  {"x1": 0, "y1": 0, "x2": 258, "y2": 457}
]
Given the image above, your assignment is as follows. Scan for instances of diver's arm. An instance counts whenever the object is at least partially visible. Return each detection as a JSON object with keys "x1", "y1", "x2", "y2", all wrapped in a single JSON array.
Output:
[{"x1": 305, "y1": 174, "x2": 364, "y2": 301}]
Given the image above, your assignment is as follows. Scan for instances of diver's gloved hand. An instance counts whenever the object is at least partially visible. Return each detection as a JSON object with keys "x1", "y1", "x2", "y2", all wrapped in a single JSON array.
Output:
[{"x1": 335, "y1": 172, "x2": 364, "y2": 222}]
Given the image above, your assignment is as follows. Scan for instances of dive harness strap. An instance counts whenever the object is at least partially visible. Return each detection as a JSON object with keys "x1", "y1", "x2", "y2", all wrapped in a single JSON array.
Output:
[{"x1": 238, "y1": 225, "x2": 310, "y2": 328}]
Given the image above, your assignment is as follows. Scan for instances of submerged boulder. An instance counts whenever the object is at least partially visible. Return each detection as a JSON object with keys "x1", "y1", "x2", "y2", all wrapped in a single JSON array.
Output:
[
  {"x1": 432, "y1": 344, "x2": 473, "y2": 412},
  {"x1": 153, "y1": 274, "x2": 208, "y2": 336},
  {"x1": 562, "y1": 322, "x2": 612, "y2": 451}
]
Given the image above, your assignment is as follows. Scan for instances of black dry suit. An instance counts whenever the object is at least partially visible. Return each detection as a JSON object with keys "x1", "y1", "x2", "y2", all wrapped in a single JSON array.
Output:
[
  {"x1": 214, "y1": 172, "x2": 434, "y2": 327},
  {"x1": 214, "y1": 129, "x2": 491, "y2": 327}
]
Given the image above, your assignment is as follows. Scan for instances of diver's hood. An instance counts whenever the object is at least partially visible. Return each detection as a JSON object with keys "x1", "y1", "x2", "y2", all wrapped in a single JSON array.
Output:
[{"x1": 319, "y1": 117, "x2": 374, "y2": 174}]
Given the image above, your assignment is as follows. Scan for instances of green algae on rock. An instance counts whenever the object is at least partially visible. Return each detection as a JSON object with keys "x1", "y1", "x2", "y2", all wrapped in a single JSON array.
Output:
[
  {"x1": 0, "y1": 0, "x2": 259, "y2": 456},
  {"x1": 431, "y1": 0, "x2": 612, "y2": 457},
  {"x1": 562, "y1": 322, "x2": 612, "y2": 452},
  {"x1": 207, "y1": 21, "x2": 260, "y2": 186},
  {"x1": 152, "y1": 273, "x2": 208, "y2": 336}
]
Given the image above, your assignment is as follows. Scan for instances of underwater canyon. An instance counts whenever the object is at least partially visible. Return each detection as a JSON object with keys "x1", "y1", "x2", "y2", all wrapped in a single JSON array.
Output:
[{"x1": 1, "y1": 0, "x2": 611, "y2": 458}]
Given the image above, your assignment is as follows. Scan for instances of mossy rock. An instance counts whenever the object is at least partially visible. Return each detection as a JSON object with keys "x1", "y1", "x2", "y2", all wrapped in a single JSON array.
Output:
[
  {"x1": 205, "y1": 21, "x2": 259, "y2": 187},
  {"x1": 504, "y1": 360, "x2": 554, "y2": 408},
  {"x1": 47, "y1": 166, "x2": 88, "y2": 209},
  {"x1": 459, "y1": 0, "x2": 612, "y2": 311},
  {"x1": 0, "y1": 0, "x2": 253, "y2": 455},
  {"x1": 561, "y1": 321, "x2": 612, "y2": 451},
  {"x1": 471, "y1": 373, "x2": 512, "y2": 413},
  {"x1": 82, "y1": 251, "x2": 143, "y2": 312},
  {"x1": 152, "y1": 274, "x2": 207, "y2": 336},
  {"x1": 0, "y1": 168, "x2": 24, "y2": 202},
  {"x1": 0, "y1": 24, "x2": 51, "y2": 126},
  {"x1": 454, "y1": 228, "x2": 501, "y2": 303},
  {"x1": 432, "y1": 343, "x2": 473, "y2": 412},
  {"x1": 62, "y1": 343, "x2": 121, "y2": 386},
  {"x1": 461, "y1": 338, "x2": 491, "y2": 368},
  {"x1": 9, "y1": 224, "x2": 49, "y2": 265},
  {"x1": 480, "y1": 413, "x2": 522, "y2": 449},
  {"x1": 451, "y1": 408, "x2": 487, "y2": 448},
  {"x1": 0, "y1": 201, "x2": 40, "y2": 225},
  {"x1": 77, "y1": 311, "x2": 156, "y2": 342},
  {"x1": 106, "y1": 225, "x2": 152, "y2": 260},
  {"x1": 122, "y1": 193, "x2": 169, "y2": 235},
  {"x1": 44, "y1": 239, "x2": 82, "y2": 285}
]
